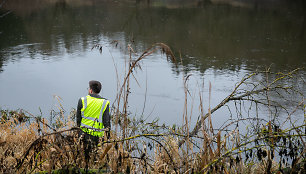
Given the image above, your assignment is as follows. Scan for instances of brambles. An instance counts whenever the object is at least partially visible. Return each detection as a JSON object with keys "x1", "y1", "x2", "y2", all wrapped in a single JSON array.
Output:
[
  {"x1": 0, "y1": 109, "x2": 29, "y2": 124},
  {"x1": 0, "y1": 43, "x2": 305, "y2": 173}
]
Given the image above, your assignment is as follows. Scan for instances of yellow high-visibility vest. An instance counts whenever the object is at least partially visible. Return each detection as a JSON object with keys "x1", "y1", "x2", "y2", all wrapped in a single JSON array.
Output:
[{"x1": 80, "y1": 95, "x2": 110, "y2": 137}]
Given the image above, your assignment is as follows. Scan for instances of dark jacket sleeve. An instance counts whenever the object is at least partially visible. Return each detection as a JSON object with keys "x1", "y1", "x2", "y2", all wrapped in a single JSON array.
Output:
[
  {"x1": 103, "y1": 104, "x2": 111, "y2": 129},
  {"x1": 76, "y1": 98, "x2": 82, "y2": 127},
  {"x1": 103, "y1": 104, "x2": 111, "y2": 139}
]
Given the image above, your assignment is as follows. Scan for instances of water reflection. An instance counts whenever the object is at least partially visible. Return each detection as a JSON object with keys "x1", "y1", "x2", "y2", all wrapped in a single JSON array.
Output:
[
  {"x1": 1, "y1": 0, "x2": 305, "y2": 72},
  {"x1": 0, "y1": 0, "x2": 305, "y2": 124}
]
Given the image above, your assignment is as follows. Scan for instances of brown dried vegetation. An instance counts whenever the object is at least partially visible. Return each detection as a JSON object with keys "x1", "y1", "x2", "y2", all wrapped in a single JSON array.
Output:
[{"x1": 0, "y1": 43, "x2": 305, "y2": 173}]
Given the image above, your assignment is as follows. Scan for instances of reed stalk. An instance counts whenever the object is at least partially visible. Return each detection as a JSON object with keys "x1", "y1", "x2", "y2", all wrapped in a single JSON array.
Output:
[{"x1": 0, "y1": 43, "x2": 304, "y2": 173}]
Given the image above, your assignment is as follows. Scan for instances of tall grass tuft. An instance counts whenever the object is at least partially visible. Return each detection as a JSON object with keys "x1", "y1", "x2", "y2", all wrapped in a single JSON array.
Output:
[{"x1": 0, "y1": 43, "x2": 305, "y2": 173}]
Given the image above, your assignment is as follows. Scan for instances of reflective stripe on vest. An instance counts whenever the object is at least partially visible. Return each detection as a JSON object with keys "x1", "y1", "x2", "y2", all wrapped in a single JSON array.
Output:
[{"x1": 80, "y1": 95, "x2": 110, "y2": 137}]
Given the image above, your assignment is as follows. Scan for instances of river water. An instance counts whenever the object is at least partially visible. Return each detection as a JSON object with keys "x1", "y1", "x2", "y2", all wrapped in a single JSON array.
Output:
[{"x1": 0, "y1": 0, "x2": 305, "y2": 127}]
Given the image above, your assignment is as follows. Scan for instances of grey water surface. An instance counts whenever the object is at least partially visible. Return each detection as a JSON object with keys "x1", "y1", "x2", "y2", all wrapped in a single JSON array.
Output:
[{"x1": 0, "y1": 0, "x2": 305, "y2": 127}]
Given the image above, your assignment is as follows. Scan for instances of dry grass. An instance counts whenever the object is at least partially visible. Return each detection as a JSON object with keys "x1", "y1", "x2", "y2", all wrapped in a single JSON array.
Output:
[{"x1": 0, "y1": 43, "x2": 305, "y2": 173}]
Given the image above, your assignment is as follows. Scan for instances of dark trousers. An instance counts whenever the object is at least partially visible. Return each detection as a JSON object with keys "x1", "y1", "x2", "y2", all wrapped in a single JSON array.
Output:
[{"x1": 79, "y1": 131, "x2": 99, "y2": 167}]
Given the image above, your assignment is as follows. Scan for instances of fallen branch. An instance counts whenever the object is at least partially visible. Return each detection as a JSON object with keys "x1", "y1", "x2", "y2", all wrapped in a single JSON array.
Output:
[{"x1": 178, "y1": 69, "x2": 301, "y2": 147}]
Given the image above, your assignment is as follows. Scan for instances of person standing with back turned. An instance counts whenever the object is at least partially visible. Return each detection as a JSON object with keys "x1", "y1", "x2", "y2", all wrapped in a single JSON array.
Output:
[{"x1": 76, "y1": 80, "x2": 111, "y2": 166}]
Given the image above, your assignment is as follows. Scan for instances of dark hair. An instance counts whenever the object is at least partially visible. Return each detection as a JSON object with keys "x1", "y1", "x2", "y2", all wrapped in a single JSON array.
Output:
[{"x1": 89, "y1": 80, "x2": 102, "y2": 94}]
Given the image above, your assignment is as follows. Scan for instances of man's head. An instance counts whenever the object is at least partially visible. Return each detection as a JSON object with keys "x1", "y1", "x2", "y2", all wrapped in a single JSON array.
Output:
[{"x1": 88, "y1": 80, "x2": 102, "y2": 94}]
